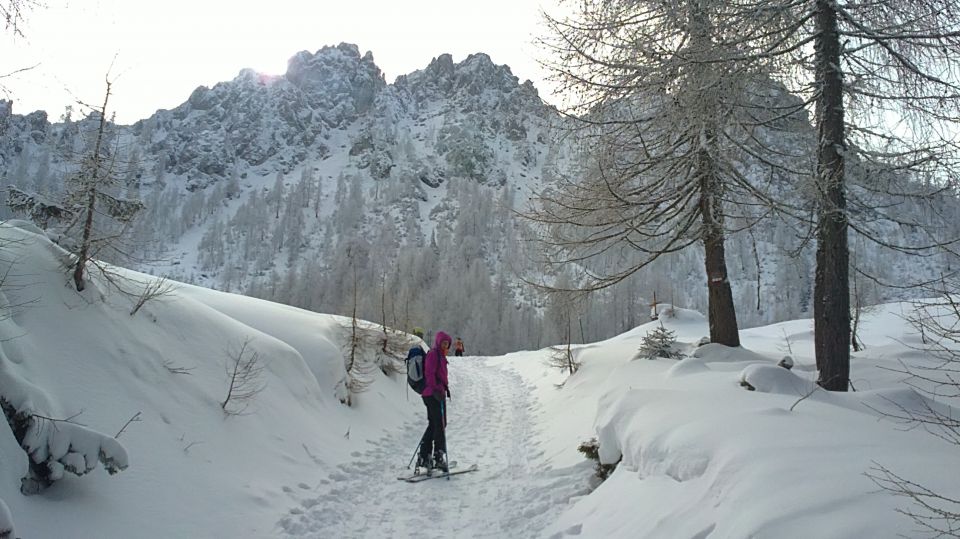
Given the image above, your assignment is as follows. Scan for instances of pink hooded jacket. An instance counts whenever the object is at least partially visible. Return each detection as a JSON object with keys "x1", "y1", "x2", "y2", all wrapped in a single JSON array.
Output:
[{"x1": 422, "y1": 331, "x2": 450, "y2": 399}]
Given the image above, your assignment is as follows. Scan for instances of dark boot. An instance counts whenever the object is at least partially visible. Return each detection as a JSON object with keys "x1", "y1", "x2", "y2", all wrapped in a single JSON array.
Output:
[
  {"x1": 433, "y1": 452, "x2": 448, "y2": 473},
  {"x1": 416, "y1": 453, "x2": 433, "y2": 473}
]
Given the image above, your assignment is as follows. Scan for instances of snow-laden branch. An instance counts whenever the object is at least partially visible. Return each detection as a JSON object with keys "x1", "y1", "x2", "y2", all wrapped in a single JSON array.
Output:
[{"x1": 0, "y1": 395, "x2": 129, "y2": 495}]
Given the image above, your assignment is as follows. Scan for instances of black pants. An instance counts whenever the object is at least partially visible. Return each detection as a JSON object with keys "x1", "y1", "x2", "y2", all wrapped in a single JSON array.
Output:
[
  {"x1": 455, "y1": 350, "x2": 463, "y2": 357},
  {"x1": 420, "y1": 395, "x2": 446, "y2": 459}
]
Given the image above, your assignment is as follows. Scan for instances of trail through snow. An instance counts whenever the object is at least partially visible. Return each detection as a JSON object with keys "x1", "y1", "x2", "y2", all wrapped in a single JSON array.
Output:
[{"x1": 276, "y1": 357, "x2": 592, "y2": 538}]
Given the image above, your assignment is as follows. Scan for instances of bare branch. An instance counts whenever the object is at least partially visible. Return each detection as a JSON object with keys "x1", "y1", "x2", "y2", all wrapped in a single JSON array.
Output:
[
  {"x1": 221, "y1": 337, "x2": 267, "y2": 416},
  {"x1": 114, "y1": 411, "x2": 141, "y2": 439}
]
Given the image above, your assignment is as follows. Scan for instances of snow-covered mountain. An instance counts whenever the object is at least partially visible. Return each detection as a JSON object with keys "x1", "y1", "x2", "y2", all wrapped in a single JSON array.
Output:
[
  {"x1": 0, "y1": 44, "x2": 566, "y2": 352},
  {"x1": 1, "y1": 43, "x2": 957, "y2": 354}
]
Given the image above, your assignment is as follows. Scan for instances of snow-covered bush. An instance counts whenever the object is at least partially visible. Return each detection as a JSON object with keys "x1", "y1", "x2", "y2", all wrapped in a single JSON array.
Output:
[
  {"x1": 778, "y1": 356, "x2": 794, "y2": 370},
  {"x1": 737, "y1": 363, "x2": 817, "y2": 397},
  {"x1": 635, "y1": 323, "x2": 683, "y2": 360},
  {"x1": 577, "y1": 437, "x2": 618, "y2": 481}
]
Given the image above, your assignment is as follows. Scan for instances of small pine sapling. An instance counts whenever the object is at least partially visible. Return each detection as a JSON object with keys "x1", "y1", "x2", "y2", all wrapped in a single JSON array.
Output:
[{"x1": 636, "y1": 322, "x2": 682, "y2": 360}]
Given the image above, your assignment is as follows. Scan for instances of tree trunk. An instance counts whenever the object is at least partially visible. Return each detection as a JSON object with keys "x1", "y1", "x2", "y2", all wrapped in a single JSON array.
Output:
[
  {"x1": 688, "y1": 1, "x2": 739, "y2": 347},
  {"x1": 73, "y1": 188, "x2": 96, "y2": 292},
  {"x1": 813, "y1": 0, "x2": 850, "y2": 391},
  {"x1": 698, "y1": 139, "x2": 740, "y2": 347},
  {"x1": 73, "y1": 82, "x2": 112, "y2": 292}
]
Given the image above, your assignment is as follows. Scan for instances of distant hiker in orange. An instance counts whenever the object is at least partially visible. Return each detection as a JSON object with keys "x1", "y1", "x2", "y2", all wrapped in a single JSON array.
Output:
[{"x1": 454, "y1": 337, "x2": 464, "y2": 357}]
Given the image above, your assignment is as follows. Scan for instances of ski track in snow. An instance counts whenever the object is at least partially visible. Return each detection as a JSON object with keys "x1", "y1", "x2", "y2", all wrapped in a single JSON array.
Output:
[{"x1": 276, "y1": 357, "x2": 591, "y2": 538}]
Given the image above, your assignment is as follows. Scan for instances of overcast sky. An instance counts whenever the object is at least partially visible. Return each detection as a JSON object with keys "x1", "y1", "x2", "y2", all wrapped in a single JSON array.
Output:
[{"x1": 1, "y1": 0, "x2": 564, "y2": 124}]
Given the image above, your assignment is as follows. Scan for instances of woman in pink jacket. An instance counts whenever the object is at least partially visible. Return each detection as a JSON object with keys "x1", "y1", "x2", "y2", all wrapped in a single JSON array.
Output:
[{"x1": 417, "y1": 331, "x2": 451, "y2": 472}]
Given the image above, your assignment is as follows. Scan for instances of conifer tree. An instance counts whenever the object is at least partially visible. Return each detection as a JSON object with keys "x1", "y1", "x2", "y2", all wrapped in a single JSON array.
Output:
[
  {"x1": 6, "y1": 80, "x2": 144, "y2": 291},
  {"x1": 637, "y1": 323, "x2": 681, "y2": 360}
]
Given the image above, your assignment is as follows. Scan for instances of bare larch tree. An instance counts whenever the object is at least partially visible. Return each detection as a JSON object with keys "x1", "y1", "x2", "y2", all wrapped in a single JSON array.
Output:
[
  {"x1": 793, "y1": 0, "x2": 960, "y2": 390},
  {"x1": 530, "y1": 0, "x2": 811, "y2": 347}
]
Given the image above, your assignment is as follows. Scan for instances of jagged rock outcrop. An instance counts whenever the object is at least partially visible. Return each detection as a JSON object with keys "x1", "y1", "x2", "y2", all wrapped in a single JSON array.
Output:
[
  {"x1": 127, "y1": 43, "x2": 390, "y2": 189},
  {"x1": 0, "y1": 101, "x2": 50, "y2": 170}
]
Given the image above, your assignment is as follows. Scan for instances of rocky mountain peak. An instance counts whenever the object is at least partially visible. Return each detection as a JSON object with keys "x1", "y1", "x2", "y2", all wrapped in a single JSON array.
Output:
[
  {"x1": 425, "y1": 53, "x2": 456, "y2": 77},
  {"x1": 2, "y1": 43, "x2": 555, "y2": 190},
  {"x1": 396, "y1": 51, "x2": 536, "y2": 108},
  {"x1": 285, "y1": 43, "x2": 386, "y2": 111}
]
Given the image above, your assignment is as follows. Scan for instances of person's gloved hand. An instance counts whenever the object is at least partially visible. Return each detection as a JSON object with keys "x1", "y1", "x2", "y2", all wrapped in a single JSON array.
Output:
[{"x1": 446, "y1": 388, "x2": 451, "y2": 399}]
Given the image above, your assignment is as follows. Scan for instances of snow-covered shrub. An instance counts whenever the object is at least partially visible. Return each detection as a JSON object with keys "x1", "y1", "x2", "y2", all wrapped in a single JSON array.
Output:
[
  {"x1": 635, "y1": 323, "x2": 682, "y2": 360},
  {"x1": 778, "y1": 356, "x2": 794, "y2": 370},
  {"x1": 738, "y1": 363, "x2": 817, "y2": 396},
  {"x1": 577, "y1": 438, "x2": 618, "y2": 481}
]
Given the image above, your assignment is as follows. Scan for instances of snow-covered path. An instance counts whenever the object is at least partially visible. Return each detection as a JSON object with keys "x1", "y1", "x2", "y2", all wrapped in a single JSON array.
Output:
[{"x1": 276, "y1": 357, "x2": 590, "y2": 538}]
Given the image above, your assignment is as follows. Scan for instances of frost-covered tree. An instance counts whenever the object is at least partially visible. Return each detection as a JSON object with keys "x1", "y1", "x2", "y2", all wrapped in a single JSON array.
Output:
[
  {"x1": 536, "y1": 0, "x2": 960, "y2": 388},
  {"x1": 5, "y1": 81, "x2": 145, "y2": 291},
  {"x1": 198, "y1": 218, "x2": 226, "y2": 271},
  {"x1": 543, "y1": 270, "x2": 582, "y2": 349},
  {"x1": 225, "y1": 166, "x2": 241, "y2": 200},
  {"x1": 1, "y1": 0, "x2": 41, "y2": 103},
  {"x1": 313, "y1": 170, "x2": 324, "y2": 219},
  {"x1": 180, "y1": 189, "x2": 205, "y2": 229},
  {"x1": 67, "y1": 104, "x2": 144, "y2": 290},
  {"x1": 740, "y1": 0, "x2": 960, "y2": 390},
  {"x1": 545, "y1": 271, "x2": 582, "y2": 374},
  {"x1": 0, "y1": 0, "x2": 37, "y2": 37},
  {"x1": 268, "y1": 172, "x2": 284, "y2": 219},
  {"x1": 532, "y1": 0, "x2": 811, "y2": 347}
]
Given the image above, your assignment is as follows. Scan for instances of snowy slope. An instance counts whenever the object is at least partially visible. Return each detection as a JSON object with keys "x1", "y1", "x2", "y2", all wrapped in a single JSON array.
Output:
[
  {"x1": 0, "y1": 220, "x2": 421, "y2": 538},
  {"x1": 2, "y1": 221, "x2": 960, "y2": 538},
  {"x1": 492, "y1": 305, "x2": 960, "y2": 538}
]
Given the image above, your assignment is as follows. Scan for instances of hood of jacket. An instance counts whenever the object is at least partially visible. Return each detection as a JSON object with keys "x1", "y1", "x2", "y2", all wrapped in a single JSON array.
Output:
[{"x1": 433, "y1": 331, "x2": 452, "y2": 353}]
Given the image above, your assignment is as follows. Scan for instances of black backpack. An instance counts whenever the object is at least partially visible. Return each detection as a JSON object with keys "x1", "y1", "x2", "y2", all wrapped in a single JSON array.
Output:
[{"x1": 406, "y1": 346, "x2": 426, "y2": 394}]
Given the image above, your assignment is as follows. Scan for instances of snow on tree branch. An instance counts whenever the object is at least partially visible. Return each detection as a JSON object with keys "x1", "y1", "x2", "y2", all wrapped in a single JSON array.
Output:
[
  {"x1": 22, "y1": 414, "x2": 128, "y2": 479},
  {"x1": 5, "y1": 186, "x2": 74, "y2": 228},
  {"x1": 94, "y1": 191, "x2": 145, "y2": 223},
  {"x1": 1, "y1": 396, "x2": 128, "y2": 495}
]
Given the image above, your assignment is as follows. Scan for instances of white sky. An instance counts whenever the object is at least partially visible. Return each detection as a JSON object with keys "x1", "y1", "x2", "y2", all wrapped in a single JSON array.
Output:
[{"x1": 1, "y1": 0, "x2": 564, "y2": 124}]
